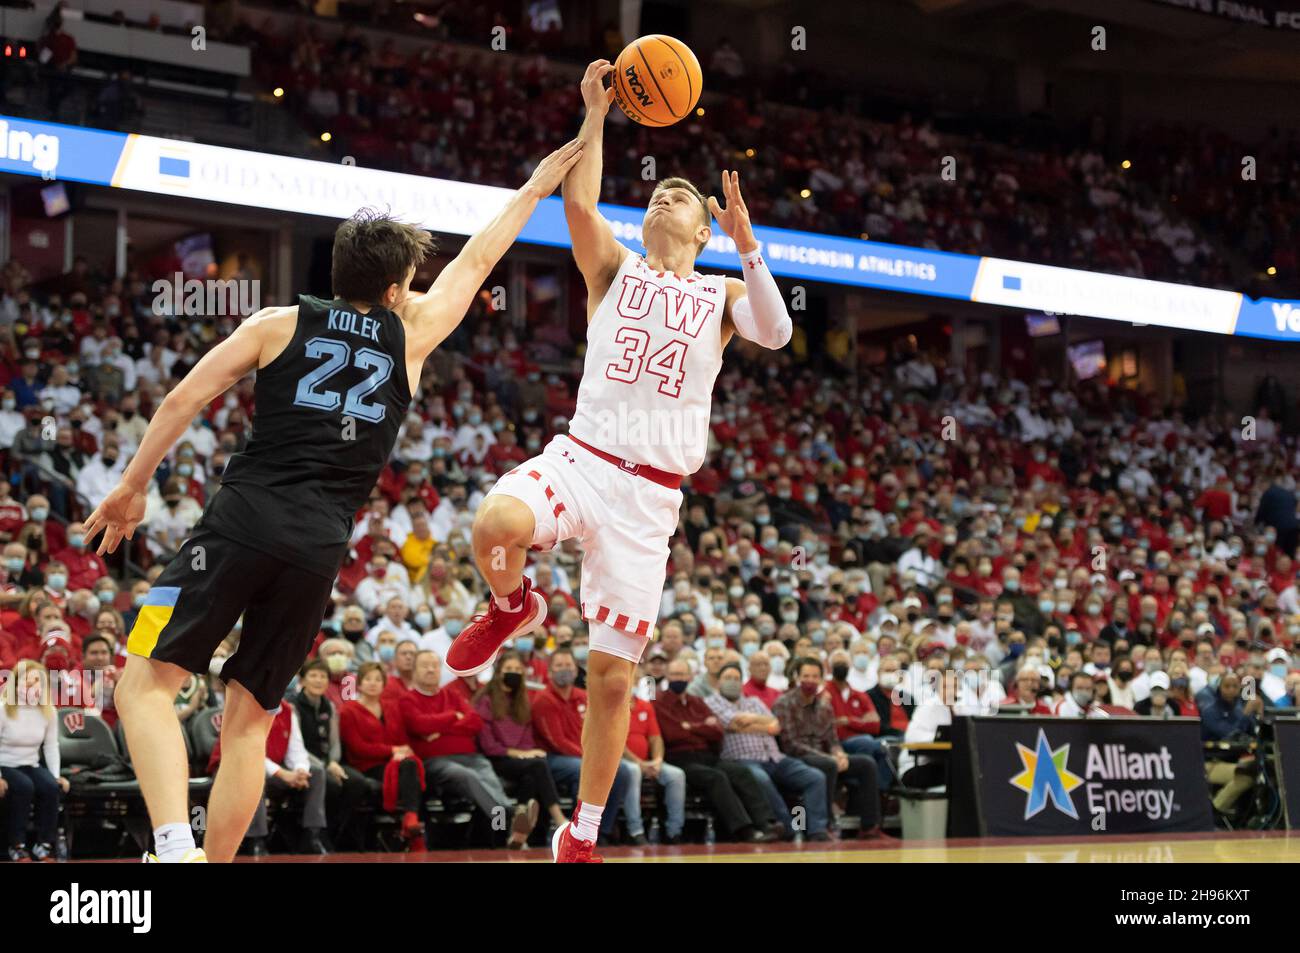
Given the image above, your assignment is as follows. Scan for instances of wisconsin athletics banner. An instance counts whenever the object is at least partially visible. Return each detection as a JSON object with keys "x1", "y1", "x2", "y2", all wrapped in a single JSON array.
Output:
[
  {"x1": 951, "y1": 716, "x2": 1214, "y2": 837},
  {"x1": 5, "y1": 112, "x2": 1300, "y2": 340}
]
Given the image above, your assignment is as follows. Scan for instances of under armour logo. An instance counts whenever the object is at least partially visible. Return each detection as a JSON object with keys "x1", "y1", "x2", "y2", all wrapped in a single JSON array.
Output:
[{"x1": 561, "y1": 450, "x2": 576, "y2": 464}]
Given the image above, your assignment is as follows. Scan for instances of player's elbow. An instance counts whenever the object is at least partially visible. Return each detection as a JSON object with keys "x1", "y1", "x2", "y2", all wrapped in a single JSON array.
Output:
[{"x1": 758, "y1": 318, "x2": 793, "y2": 351}]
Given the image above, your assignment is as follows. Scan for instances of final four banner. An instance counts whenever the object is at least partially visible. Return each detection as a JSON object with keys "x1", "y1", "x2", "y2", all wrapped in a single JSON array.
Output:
[
  {"x1": 4, "y1": 112, "x2": 1300, "y2": 340},
  {"x1": 956, "y1": 716, "x2": 1214, "y2": 837}
]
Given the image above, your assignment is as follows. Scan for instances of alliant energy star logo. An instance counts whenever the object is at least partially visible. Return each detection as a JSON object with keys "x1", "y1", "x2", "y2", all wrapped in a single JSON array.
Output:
[{"x1": 1008, "y1": 728, "x2": 1180, "y2": 822}]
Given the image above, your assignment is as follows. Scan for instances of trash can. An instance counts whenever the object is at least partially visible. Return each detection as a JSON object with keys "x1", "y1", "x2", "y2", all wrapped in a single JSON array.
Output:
[{"x1": 898, "y1": 787, "x2": 948, "y2": 840}]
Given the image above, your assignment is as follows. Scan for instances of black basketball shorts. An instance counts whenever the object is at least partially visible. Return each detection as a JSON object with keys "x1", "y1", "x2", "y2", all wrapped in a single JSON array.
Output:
[{"x1": 125, "y1": 526, "x2": 334, "y2": 711}]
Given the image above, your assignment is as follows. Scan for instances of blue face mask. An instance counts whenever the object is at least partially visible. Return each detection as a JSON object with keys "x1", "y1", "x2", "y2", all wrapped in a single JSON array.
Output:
[
  {"x1": 1272, "y1": 663, "x2": 1289, "y2": 679},
  {"x1": 1008, "y1": 643, "x2": 1025, "y2": 659},
  {"x1": 5, "y1": 557, "x2": 24, "y2": 573},
  {"x1": 853, "y1": 654, "x2": 870, "y2": 671},
  {"x1": 68, "y1": 534, "x2": 84, "y2": 549},
  {"x1": 573, "y1": 645, "x2": 590, "y2": 664},
  {"x1": 1038, "y1": 599, "x2": 1055, "y2": 614},
  {"x1": 30, "y1": 507, "x2": 48, "y2": 522},
  {"x1": 776, "y1": 584, "x2": 793, "y2": 598},
  {"x1": 810, "y1": 630, "x2": 826, "y2": 645},
  {"x1": 378, "y1": 645, "x2": 396, "y2": 662},
  {"x1": 133, "y1": 592, "x2": 148, "y2": 608},
  {"x1": 740, "y1": 642, "x2": 758, "y2": 658},
  {"x1": 713, "y1": 600, "x2": 728, "y2": 615},
  {"x1": 515, "y1": 636, "x2": 535, "y2": 654},
  {"x1": 707, "y1": 638, "x2": 726, "y2": 650},
  {"x1": 414, "y1": 612, "x2": 433, "y2": 630},
  {"x1": 1066, "y1": 631, "x2": 1083, "y2": 646},
  {"x1": 444, "y1": 619, "x2": 464, "y2": 638},
  {"x1": 47, "y1": 573, "x2": 67, "y2": 591}
]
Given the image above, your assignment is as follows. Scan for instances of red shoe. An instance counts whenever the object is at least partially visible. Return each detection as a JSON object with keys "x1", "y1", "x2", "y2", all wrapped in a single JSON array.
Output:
[
  {"x1": 551, "y1": 822, "x2": 603, "y2": 864},
  {"x1": 401, "y1": 811, "x2": 426, "y2": 852},
  {"x1": 445, "y1": 579, "x2": 547, "y2": 677}
]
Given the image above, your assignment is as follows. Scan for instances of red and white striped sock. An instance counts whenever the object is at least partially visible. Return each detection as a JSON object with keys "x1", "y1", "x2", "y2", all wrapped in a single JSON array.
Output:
[
  {"x1": 572, "y1": 799, "x2": 603, "y2": 843},
  {"x1": 494, "y1": 582, "x2": 525, "y2": 613}
]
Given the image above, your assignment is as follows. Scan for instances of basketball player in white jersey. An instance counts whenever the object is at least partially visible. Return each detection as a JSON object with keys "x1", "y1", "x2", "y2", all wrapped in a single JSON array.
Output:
[{"x1": 444, "y1": 60, "x2": 792, "y2": 862}]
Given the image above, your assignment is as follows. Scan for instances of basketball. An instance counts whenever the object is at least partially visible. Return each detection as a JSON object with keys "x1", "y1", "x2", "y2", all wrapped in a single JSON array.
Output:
[{"x1": 611, "y1": 34, "x2": 703, "y2": 127}]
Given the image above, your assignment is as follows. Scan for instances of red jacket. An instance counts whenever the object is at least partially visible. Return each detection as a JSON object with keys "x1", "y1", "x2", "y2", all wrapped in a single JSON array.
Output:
[
  {"x1": 743, "y1": 679, "x2": 782, "y2": 709},
  {"x1": 339, "y1": 698, "x2": 409, "y2": 773},
  {"x1": 625, "y1": 697, "x2": 661, "y2": 761},
  {"x1": 653, "y1": 690, "x2": 723, "y2": 754},
  {"x1": 825, "y1": 680, "x2": 881, "y2": 738},
  {"x1": 530, "y1": 684, "x2": 587, "y2": 756},
  {"x1": 399, "y1": 686, "x2": 483, "y2": 759},
  {"x1": 52, "y1": 546, "x2": 108, "y2": 592}
]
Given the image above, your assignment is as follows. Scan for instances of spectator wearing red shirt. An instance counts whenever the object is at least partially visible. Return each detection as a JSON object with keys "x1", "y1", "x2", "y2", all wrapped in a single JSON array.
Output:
[
  {"x1": 826, "y1": 650, "x2": 892, "y2": 789},
  {"x1": 530, "y1": 647, "x2": 634, "y2": 841},
  {"x1": 621, "y1": 695, "x2": 680, "y2": 843},
  {"x1": 398, "y1": 650, "x2": 514, "y2": 837},
  {"x1": 742, "y1": 651, "x2": 782, "y2": 708},
  {"x1": 51, "y1": 522, "x2": 108, "y2": 592},
  {"x1": 339, "y1": 662, "x2": 423, "y2": 847}
]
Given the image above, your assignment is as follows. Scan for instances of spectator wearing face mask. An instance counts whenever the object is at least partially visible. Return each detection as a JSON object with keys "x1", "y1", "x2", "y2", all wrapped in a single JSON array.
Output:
[
  {"x1": 1108, "y1": 657, "x2": 1138, "y2": 709},
  {"x1": 75, "y1": 439, "x2": 124, "y2": 512},
  {"x1": 147, "y1": 478, "x2": 202, "y2": 554},
  {"x1": 708, "y1": 662, "x2": 829, "y2": 841},
  {"x1": 772, "y1": 657, "x2": 885, "y2": 838},
  {"x1": 52, "y1": 521, "x2": 108, "y2": 593},
  {"x1": 689, "y1": 646, "x2": 726, "y2": 698},
  {"x1": 1054, "y1": 671, "x2": 1109, "y2": 718},
  {"x1": 353, "y1": 555, "x2": 411, "y2": 615},
  {"x1": 474, "y1": 652, "x2": 559, "y2": 848},
  {"x1": 317, "y1": 638, "x2": 357, "y2": 707},
  {"x1": 1001, "y1": 662, "x2": 1055, "y2": 715},
  {"x1": 1133, "y1": 672, "x2": 1176, "y2": 718},
  {"x1": 1261, "y1": 647, "x2": 1292, "y2": 704},
  {"x1": 531, "y1": 648, "x2": 634, "y2": 843},
  {"x1": 825, "y1": 649, "x2": 892, "y2": 790}
]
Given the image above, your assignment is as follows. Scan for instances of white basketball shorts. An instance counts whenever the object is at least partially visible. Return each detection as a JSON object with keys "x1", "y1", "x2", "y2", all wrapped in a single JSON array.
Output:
[{"x1": 485, "y1": 434, "x2": 683, "y2": 664}]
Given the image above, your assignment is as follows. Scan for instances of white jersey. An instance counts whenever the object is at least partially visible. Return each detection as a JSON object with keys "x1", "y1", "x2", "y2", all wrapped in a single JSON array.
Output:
[{"x1": 568, "y1": 253, "x2": 727, "y2": 475}]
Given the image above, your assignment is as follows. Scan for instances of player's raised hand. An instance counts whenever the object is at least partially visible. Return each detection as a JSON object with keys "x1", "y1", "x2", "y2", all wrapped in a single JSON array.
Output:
[
  {"x1": 83, "y1": 482, "x2": 147, "y2": 556},
  {"x1": 708, "y1": 170, "x2": 758, "y2": 254},
  {"x1": 580, "y1": 59, "x2": 616, "y2": 114},
  {"x1": 523, "y1": 138, "x2": 585, "y2": 198}
]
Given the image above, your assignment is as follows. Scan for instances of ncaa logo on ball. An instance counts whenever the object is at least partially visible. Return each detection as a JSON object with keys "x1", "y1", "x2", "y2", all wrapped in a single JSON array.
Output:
[{"x1": 624, "y1": 66, "x2": 654, "y2": 108}]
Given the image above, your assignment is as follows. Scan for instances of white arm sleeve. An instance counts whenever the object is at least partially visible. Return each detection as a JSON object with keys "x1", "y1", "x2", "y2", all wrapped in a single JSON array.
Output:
[{"x1": 730, "y1": 249, "x2": 792, "y2": 350}]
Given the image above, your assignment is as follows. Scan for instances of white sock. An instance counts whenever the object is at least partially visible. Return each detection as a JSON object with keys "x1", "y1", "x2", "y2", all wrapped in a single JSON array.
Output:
[
  {"x1": 572, "y1": 800, "x2": 603, "y2": 842},
  {"x1": 154, "y1": 822, "x2": 196, "y2": 862}
]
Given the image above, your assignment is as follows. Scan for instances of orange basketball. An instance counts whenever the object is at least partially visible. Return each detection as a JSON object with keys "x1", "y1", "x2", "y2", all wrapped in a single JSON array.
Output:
[{"x1": 611, "y1": 35, "x2": 703, "y2": 127}]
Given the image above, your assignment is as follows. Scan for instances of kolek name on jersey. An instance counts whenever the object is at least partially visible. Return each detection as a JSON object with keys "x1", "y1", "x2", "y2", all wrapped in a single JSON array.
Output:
[{"x1": 326, "y1": 308, "x2": 383, "y2": 343}]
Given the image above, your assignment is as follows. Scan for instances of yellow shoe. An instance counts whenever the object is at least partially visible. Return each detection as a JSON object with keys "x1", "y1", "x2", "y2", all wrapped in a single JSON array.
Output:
[{"x1": 143, "y1": 848, "x2": 207, "y2": 863}]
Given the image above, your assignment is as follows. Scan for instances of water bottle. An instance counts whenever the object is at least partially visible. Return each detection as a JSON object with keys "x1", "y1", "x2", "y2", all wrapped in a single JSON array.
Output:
[
  {"x1": 704, "y1": 815, "x2": 716, "y2": 845},
  {"x1": 55, "y1": 829, "x2": 69, "y2": 862},
  {"x1": 647, "y1": 817, "x2": 660, "y2": 845}
]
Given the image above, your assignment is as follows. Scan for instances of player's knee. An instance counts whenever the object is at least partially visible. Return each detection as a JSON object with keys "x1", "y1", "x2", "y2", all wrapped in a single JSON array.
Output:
[
  {"x1": 588, "y1": 665, "x2": 632, "y2": 707},
  {"x1": 474, "y1": 495, "x2": 534, "y2": 549}
]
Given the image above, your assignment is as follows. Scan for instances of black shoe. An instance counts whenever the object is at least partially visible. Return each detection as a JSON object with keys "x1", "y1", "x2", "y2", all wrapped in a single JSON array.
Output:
[
  {"x1": 808, "y1": 831, "x2": 832, "y2": 842},
  {"x1": 299, "y1": 831, "x2": 330, "y2": 855},
  {"x1": 628, "y1": 833, "x2": 649, "y2": 847},
  {"x1": 30, "y1": 842, "x2": 54, "y2": 862},
  {"x1": 766, "y1": 822, "x2": 788, "y2": 841},
  {"x1": 748, "y1": 826, "x2": 779, "y2": 843},
  {"x1": 245, "y1": 836, "x2": 269, "y2": 857},
  {"x1": 8, "y1": 845, "x2": 31, "y2": 863},
  {"x1": 662, "y1": 834, "x2": 683, "y2": 845}
]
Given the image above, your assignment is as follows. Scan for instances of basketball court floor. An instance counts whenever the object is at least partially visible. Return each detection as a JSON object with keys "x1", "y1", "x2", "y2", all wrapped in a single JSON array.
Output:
[{"x1": 108, "y1": 830, "x2": 1290, "y2": 863}]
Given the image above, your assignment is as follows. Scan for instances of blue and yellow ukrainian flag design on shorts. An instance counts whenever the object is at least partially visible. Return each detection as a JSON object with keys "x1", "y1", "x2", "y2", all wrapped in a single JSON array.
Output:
[{"x1": 126, "y1": 587, "x2": 182, "y2": 657}]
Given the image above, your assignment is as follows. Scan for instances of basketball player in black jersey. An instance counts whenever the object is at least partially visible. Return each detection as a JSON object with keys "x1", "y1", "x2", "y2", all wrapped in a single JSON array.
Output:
[{"x1": 83, "y1": 138, "x2": 584, "y2": 863}]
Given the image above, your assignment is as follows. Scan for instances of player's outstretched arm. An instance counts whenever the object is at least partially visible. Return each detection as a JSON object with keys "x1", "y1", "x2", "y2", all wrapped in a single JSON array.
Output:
[
  {"x1": 712, "y1": 170, "x2": 792, "y2": 351},
  {"x1": 83, "y1": 310, "x2": 279, "y2": 554},
  {"x1": 562, "y1": 59, "x2": 628, "y2": 293},
  {"x1": 398, "y1": 138, "x2": 584, "y2": 358}
]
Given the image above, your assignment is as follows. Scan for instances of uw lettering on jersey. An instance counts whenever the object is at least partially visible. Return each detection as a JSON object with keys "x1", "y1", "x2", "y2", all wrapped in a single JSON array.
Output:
[
  {"x1": 568, "y1": 255, "x2": 726, "y2": 475},
  {"x1": 199, "y1": 295, "x2": 412, "y2": 578}
]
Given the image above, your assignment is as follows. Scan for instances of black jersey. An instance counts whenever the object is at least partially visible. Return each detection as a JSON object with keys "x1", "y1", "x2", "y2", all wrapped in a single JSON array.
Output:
[{"x1": 199, "y1": 294, "x2": 412, "y2": 578}]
